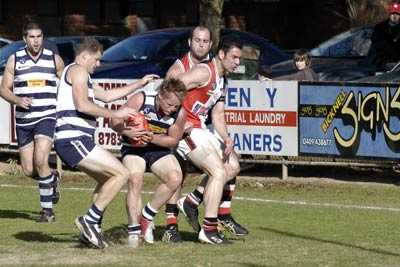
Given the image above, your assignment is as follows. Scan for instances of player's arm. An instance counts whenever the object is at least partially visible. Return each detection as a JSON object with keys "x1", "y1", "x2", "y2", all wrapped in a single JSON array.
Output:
[
  {"x1": 211, "y1": 97, "x2": 234, "y2": 156},
  {"x1": 110, "y1": 92, "x2": 147, "y2": 140},
  {"x1": 165, "y1": 60, "x2": 184, "y2": 79},
  {"x1": 70, "y1": 65, "x2": 133, "y2": 119},
  {"x1": 93, "y1": 74, "x2": 159, "y2": 102},
  {"x1": 177, "y1": 64, "x2": 210, "y2": 90},
  {"x1": 0, "y1": 55, "x2": 33, "y2": 109},
  {"x1": 54, "y1": 54, "x2": 65, "y2": 78},
  {"x1": 150, "y1": 108, "x2": 187, "y2": 148}
]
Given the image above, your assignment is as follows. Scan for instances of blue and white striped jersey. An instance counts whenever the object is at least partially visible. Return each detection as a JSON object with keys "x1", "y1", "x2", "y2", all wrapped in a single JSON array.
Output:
[
  {"x1": 121, "y1": 90, "x2": 179, "y2": 148},
  {"x1": 13, "y1": 47, "x2": 58, "y2": 126},
  {"x1": 55, "y1": 63, "x2": 97, "y2": 141}
]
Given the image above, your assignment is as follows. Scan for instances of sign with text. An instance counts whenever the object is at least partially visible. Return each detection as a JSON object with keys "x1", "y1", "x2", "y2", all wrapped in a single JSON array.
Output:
[
  {"x1": 299, "y1": 82, "x2": 400, "y2": 159},
  {"x1": 226, "y1": 80, "x2": 298, "y2": 156},
  {"x1": 93, "y1": 79, "x2": 161, "y2": 150},
  {"x1": 3, "y1": 78, "x2": 298, "y2": 156}
]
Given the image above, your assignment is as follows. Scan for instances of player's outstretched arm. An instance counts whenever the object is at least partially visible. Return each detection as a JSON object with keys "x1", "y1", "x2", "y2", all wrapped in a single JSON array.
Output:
[
  {"x1": 71, "y1": 65, "x2": 135, "y2": 119},
  {"x1": 177, "y1": 64, "x2": 210, "y2": 91},
  {"x1": 165, "y1": 60, "x2": 184, "y2": 79},
  {"x1": 93, "y1": 74, "x2": 159, "y2": 102}
]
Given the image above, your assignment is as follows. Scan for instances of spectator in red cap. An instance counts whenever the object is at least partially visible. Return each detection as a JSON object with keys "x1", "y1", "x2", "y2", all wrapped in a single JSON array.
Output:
[{"x1": 367, "y1": 0, "x2": 400, "y2": 68}]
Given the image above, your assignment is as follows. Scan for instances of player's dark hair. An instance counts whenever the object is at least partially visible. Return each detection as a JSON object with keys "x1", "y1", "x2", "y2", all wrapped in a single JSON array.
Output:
[
  {"x1": 217, "y1": 36, "x2": 242, "y2": 54},
  {"x1": 22, "y1": 21, "x2": 42, "y2": 37}
]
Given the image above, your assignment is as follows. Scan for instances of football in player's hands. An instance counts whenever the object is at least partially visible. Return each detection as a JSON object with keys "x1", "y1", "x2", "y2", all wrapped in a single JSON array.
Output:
[{"x1": 126, "y1": 112, "x2": 149, "y2": 146}]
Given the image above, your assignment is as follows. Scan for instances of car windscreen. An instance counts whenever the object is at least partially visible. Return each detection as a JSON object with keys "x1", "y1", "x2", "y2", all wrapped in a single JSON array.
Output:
[
  {"x1": 310, "y1": 27, "x2": 372, "y2": 57},
  {"x1": 0, "y1": 41, "x2": 25, "y2": 66},
  {"x1": 101, "y1": 35, "x2": 172, "y2": 62}
]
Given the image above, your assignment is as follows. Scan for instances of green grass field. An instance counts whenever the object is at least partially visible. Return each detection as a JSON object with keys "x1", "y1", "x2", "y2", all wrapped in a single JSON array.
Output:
[{"x1": 1, "y1": 170, "x2": 400, "y2": 267}]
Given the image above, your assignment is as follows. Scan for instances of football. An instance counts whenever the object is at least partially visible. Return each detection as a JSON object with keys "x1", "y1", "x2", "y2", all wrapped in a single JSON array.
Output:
[{"x1": 126, "y1": 112, "x2": 149, "y2": 146}]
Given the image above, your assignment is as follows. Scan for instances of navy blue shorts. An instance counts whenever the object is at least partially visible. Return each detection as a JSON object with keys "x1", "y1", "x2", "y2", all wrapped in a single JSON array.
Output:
[
  {"x1": 54, "y1": 136, "x2": 96, "y2": 168},
  {"x1": 16, "y1": 119, "x2": 56, "y2": 148},
  {"x1": 121, "y1": 146, "x2": 172, "y2": 168}
]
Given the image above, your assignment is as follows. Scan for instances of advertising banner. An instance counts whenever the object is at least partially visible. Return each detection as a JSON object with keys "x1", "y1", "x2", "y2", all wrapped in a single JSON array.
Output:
[
  {"x1": 299, "y1": 82, "x2": 400, "y2": 159},
  {"x1": 3, "y1": 78, "x2": 298, "y2": 157},
  {"x1": 226, "y1": 80, "x2": 298, "y2": 156},
  {"x1": 0, "y1": 97, "x2": 11, "y2": 144},
  {"x1": 93, "y1": 79, "x2": 161, "y2": 150}
]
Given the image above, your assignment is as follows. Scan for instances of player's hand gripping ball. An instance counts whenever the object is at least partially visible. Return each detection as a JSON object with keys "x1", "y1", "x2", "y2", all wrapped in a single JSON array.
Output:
[{"x1": 126, "y1": 112, "x2": 149, "y2": 146}]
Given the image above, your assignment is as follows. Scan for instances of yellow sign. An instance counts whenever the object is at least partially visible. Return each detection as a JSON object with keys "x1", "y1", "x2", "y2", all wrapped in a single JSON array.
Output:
[{"x1": 27, "y1": 79, "x2": 45, "y2": 87}]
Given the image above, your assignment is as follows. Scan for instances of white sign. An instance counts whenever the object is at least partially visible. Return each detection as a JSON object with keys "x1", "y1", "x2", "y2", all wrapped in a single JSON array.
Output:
[
  {"x1": 225, "y1": 80, "x2": 298, "y2": 156},
  {"x1": 93, "y1": 79, "x2": 161, "y2": 150},
  {"x1": 2, "y1": 78, "x2": 298, "y2": 157}
]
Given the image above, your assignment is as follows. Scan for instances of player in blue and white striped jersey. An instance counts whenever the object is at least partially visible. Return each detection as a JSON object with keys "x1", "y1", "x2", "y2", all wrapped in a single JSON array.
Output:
[
  {"x1": 0, "y1": 21, "x2": 64, "y2": 223},
  {"x1": 54, "y1": 37, "x2": 158, "y2": 249}
]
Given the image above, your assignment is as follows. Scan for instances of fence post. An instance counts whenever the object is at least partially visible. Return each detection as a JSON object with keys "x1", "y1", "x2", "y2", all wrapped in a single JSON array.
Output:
[{"x1": 282, "y1": 157, "x2": 288, "y2": 180}]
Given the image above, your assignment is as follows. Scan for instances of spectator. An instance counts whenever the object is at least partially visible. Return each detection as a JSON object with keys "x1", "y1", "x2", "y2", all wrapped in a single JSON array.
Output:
[
  {"x1": 124, "y1": 14, "x2": 148, "y2": 35},
  {"x1": 225, "y1": 15, "x2": 247, "y2": 31},
  {"x1": 367, "y1": 0, "x2": 400, "y2": 68},
  {"x1": 274, "y1": 49, "x2": 318, "y2": 81}
]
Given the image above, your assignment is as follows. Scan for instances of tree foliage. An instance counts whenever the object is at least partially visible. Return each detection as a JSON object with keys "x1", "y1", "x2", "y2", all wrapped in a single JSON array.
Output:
[
  {"x1": 199, "y1": 0, "x2": 224, "y2": 51},
  {"x1": 347, "y1": 0, "x2": 392, "y2": 26}
]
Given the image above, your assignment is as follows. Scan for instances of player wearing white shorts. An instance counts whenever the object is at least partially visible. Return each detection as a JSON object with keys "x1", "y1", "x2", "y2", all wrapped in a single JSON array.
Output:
[
  {"x1": 166, "y1": 26, "x2": 248, "y2": 240},
  {"x1": 54, "y1": 37, "x2": 158, "y2": 249},
  {"x1": 174, "y1": 37, "x2": 242, "y2": 244}
]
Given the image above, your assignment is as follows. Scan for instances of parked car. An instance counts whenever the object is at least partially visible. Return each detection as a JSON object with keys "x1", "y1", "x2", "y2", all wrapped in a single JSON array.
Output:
[
  {"x1": 0, "y1": 36, "x2": 121, "y2": 74},
  {"x1": 356, "y1": 62, "x2": 400, "y2": 83},
  {"x1": 0, "y1": 37, "x2": 12, "y2": 48},
  {"x1": 93, "y1": 27, "x2": 290, "y2": 80},
  {"x1": 267, "y1": 26, "x2": 381, "y2": 81}
]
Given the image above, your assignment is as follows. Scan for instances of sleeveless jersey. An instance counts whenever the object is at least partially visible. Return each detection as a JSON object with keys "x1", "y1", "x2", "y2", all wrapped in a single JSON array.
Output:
[
  {"x1": 55, "y1": 63, "x2": 97, "y2": 140},
  {"x1": 181, "y1": 58, "x2": 224, "y2": 129},
  {"x1": 13, "y1": 47, "x2": 58, "y2": 126},
  {"x1": 175, "y1": 52, "x2": 211, "y2": 72},
  {"x1": 122, "y1": 90, "x2": 179, "y2": 149}
]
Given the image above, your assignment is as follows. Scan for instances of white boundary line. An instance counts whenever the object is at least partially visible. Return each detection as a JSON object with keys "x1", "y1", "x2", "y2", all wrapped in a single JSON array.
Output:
[{"x1": 2, "y1": 183, "x2": 400, "y2": 212}]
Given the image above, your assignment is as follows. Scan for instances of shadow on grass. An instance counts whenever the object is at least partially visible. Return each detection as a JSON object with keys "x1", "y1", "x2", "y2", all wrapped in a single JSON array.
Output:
[
  {"x1": 154, "y1": 225, "x2": 199, "y2": 242},
  {"x1": 226, "y1": 263, "x2": 269, "y2": 267},
  {"x1": 0, "y1": 209, "x2": 38, "y2": 221},
  {"x1": 102, "y1": 224, "x2": 200, "y2": 244},
  {"x1": 104, "y1": 225, "x2": 127, "y2": 245},
  {"x1": 14, "y1": 231, "x2": 74, "y2": 243},
  {"x1": 260, "y1": 226, "x2": 400, "y2": 257}
]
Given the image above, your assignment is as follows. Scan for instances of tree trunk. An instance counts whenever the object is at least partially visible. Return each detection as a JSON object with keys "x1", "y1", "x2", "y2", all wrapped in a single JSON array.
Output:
[{"x1": 199, "y1": 0, "x2": 224, "y2": 52}]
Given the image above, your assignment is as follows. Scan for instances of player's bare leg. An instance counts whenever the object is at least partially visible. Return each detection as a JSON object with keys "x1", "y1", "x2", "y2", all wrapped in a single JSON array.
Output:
[
  {"x1": 75, "y1": 146, "x2": 129, "y2": 249},
  {"x1": 141, "y1": 155, "x2": 183, "y2": 244},
  {"x1": 123, "y1": 155, "x2": 146, "y2": 247},
  {"x1": 19, "y1": 143, "x2": 36, "y2": 177},
  {"x1": 187, "y1": 144, "x2": 231, "y2": 244}
]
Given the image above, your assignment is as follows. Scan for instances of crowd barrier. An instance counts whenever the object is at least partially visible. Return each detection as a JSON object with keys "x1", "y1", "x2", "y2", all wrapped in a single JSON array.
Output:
[{"x1": 1, "y1": 78, "x2": 399, "y2": 178}]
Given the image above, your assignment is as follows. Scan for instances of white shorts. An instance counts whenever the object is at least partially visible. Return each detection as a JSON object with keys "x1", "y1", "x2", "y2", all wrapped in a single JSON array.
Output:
[{"x1": 176, "y1": 127, "x2": 224, "y2": 161}]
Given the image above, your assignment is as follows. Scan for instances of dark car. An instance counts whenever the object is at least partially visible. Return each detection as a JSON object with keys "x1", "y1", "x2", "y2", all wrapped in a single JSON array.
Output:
[
  {"x1": 0, "y1": 35, "x2": 121, "y2": 73},
  {"x1": 93, "y1": 27, "x2": 290, "y2": 80},
  {"x1": 267, "y1": 26, "x2": 379, "y2": 81},
  {"x1": 357, "y1": 62, "x2": 400, "y2": 83},
  {"x1": 0, "y1": 37, "x2": 12, "y2": 48}
]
